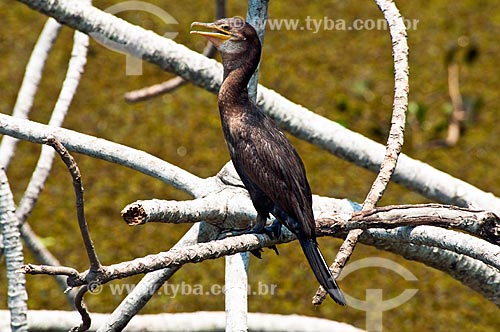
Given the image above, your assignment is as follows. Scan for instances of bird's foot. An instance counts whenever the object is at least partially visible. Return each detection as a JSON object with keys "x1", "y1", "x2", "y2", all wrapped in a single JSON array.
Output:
[
  {"x1": 217, "y1": 228, "x2": 251, "y2": 240},
  {"x1": 247, "y1": 219, "x2": 281, "y2": 239},
  {"x1": 217, "y1": 229, "x2": 264, "y2": 258},
  {"x1": 216, "y1": 220, "x2": 281, "y2": 257},
  {"x1": 248, "y1": 220, "x2": 280, "y2": 256},
  {"x1": 263, "y1": 220, "x2": 282, "y2": 240}
]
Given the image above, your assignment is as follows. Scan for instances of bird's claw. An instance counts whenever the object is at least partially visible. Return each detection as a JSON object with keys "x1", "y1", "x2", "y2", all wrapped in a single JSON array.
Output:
[
  {"x1": 217, "y1": 221, "x2": 281, "y2": 257},
  {"x1": 251, "y1": 220, "x2": 280, "y2": 256},
  {"x1": 250, "y1": 248, "x2": 263, "y2": 259},
  {"x1": 262, "y1": 220, "x2": 282, "y2": 240}
]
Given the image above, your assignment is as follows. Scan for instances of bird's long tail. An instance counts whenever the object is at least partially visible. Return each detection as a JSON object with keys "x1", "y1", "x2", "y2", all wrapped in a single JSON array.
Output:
[{"x1": 299, "y1": 237, "x2": 346, "y2": 306}]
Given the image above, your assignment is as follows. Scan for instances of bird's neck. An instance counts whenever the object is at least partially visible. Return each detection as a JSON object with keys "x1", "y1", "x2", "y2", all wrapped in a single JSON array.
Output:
[
  {"x1": 218, "y1": 49, "x2": 261, "y2": 114},
  {"x1": 219, "y1": 68, "x2": 251, "y2": 107}
]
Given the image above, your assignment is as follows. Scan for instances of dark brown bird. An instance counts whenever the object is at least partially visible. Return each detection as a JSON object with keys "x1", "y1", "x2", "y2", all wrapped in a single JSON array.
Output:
[{"x1": 191, "y1": 17, "x2": 346, "y2": 305}]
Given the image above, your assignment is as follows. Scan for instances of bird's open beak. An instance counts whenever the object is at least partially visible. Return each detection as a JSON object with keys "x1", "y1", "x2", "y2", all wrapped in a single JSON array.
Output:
[{"x1": 190, "y1": 22, "x2": 232, "y2": 46}]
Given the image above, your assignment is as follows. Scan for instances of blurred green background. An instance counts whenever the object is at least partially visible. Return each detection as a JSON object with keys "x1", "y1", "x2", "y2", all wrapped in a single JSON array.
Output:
[{"x1": 1, "y1": 0, "x2": 499, "y2": 331}]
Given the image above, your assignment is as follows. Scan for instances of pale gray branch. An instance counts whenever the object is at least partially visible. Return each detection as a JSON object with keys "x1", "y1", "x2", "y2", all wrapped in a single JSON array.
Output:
[
  {"x1": 121, "y1": 191, "x2": 500, "y2": 270},
  {"x1": 123, "y1": 193, "x2": 500, "y2": 245},
  {"x1": 320, "y1": 0, "x2": 410, "y2": 305},
  {"x1": 97, "y1": 168, "x2": 240, "y2": 331},
  {"x1": 20, "y1": 194, "x2": 500, "y2": 306},
  {"x1": 363, "y1": 0, "x2": 409, "y2": 209},
  {"x1": 362, "y1": 231, "x2": 500, "y2": 305},
  {"x1": 20, "y1": 214, "x2": 500, "y2": 306},
  {"x1": 0, "y1": 170, "x2": 28, "y2": 331},
  {"x1": 114, "y1": 170, "x2": 500, "y2": 307},
  {"x1": 0, "y1": 114, "x2": 205, "y2": 197},
  {"x1": 366, "y1": 226, "x2": 500, "y2": 271},
  {"x1": 320, "y1": 204, "x2": 500, "y2": 244},
  {"x1": 0, "y1": 310, "x2": 365, "y2": 332},
  {"x1": 0, "y1": 18, "x2": 61, "y2": 169}
]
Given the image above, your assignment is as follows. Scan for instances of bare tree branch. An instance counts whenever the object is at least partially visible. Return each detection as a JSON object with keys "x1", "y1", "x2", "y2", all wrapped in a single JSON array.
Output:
[
  {"x1": 319, "y1": 204, "x2": 500, "y2": 244},
  {"x1": 121, "y1": 199, "x2": 221, "y2": 225},
  {"x1": 45, "y1": 136, "x2": 101, "y2": 272},
  {"x1": 361, "y1": 230, "x2": 500, "y2": 305},
  {"x1": 0, "y1": 18, "x2": 61, "y2": 169},
  {"x1": 0, "y1": 310, "x2": 365, "y2": 332},
  {"x1": 0, "y1": 114, "x2": 205, "y2": 197},
  {"x1": 20, "y1": 264, "x2": 79, "y2": 277},
  {"x1": 123, "y1": 196, "x2": 500, "y2": 246},
  {"x1": 0, "y1": 170, "x2": 28, "y2": 331},
  {"x1": 20, "y1": 232, "x2": 275, "y2": 287},
  {"x1": 19, "y1": 201, "x2": 500, "y2": 306},
  {"x1": 70, "y1": 286, "x2": 91, "y2": 332},
  {"x1": 315, "y1": 0, "x2": 410, "y2": 305},
  {"x1": 363, "y1": 0, "x2": 409, "y2": 209},
  {"x1": 19, "y1": 223, "x2": 500, "y2": 306},
  {"x1": 96, "y1": 222, "x2": 220, "y2": 332},
  {"x1": 99, "y1": 168, "x2": 238, "y2": 332}
]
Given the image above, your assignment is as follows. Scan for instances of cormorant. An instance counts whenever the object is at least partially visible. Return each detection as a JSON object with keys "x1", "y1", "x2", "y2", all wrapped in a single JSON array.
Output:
[{"x1": 191, "y1": 17, "x2": 346, "y2": 306}]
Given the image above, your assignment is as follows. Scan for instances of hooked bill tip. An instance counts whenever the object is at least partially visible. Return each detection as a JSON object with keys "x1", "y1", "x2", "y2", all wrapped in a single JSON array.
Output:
[{"x1": 190, "y1": 21, "x2": 211, "y2": 29}]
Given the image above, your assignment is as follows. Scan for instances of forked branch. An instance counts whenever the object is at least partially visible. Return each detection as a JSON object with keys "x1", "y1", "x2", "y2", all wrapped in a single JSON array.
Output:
[
  {"x1": 45, "y1": 136, "x2": 101, "y2": 272},
  {"x1": 19, "y1": 203, "x2": 500, "y2": 293},
  {"x1": 315, "y1": 0, "x2": 410, "y2": 305}
]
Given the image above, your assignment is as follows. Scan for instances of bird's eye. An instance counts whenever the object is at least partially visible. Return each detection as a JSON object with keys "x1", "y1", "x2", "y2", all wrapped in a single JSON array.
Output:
[{"x1": 221, "y1": 24, "x2": 230, "y2": 31}]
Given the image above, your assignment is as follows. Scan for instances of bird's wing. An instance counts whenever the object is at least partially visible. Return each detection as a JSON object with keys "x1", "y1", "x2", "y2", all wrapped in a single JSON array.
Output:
[{"x1": 229, "y1": 110, "x2": 316, "y2": 238}]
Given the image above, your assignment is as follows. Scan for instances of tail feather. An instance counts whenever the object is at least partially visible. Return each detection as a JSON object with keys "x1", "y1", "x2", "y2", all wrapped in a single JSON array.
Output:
[{"x1": 299, "y1": 237, "x2": 346, "y2": 306}]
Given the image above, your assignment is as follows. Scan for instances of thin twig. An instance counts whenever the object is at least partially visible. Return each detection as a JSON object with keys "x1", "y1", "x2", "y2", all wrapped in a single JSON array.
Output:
[
  {"x1": 70, "y1": 286, "x2": 91, "y2": 332},
  {"x1": 124, "y1": 42, "x2": 217, "y2": 102},
  {"x1": 445, "y1": 62, "x2": 466, "y2": 146},
  {"x1": 313, "y1": 0, "x2": 410, "y2": 305},
  {"x1": 19, "y1": 263, "x2": 79, "y2": 277},
  {"x1": 20, "y1": 223, "x2": 78, "y2": 305},
  {"x1": 45, "y1": 136, "x2": 101, "y2": 272}
]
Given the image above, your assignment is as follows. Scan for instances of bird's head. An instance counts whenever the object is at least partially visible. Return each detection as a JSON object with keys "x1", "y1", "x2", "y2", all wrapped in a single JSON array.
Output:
[{"x1": 190, "y1": 17, "x2": 260, "y2": 57}]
